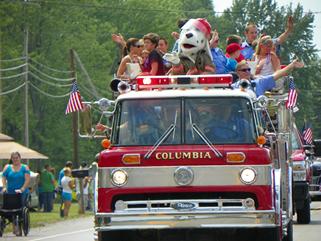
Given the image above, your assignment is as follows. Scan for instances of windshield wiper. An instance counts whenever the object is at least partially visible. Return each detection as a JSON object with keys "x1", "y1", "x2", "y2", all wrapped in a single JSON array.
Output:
[
  {"x1": 144, "y1": 111, "x2": 178, "y2": 159},
  {"x1": 192, "y1": 123, "x2": 223, "y2": 158}
]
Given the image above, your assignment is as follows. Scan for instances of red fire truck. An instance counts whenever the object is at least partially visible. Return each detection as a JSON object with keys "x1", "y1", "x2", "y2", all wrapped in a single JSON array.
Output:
[{"x1": 86, "y1": 75, "x2": 294, "y2": 241}]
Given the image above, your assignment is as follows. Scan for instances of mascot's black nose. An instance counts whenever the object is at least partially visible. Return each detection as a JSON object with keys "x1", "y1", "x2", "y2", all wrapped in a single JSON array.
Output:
[{"x1": 186, "y1": 33, "x2": 193, "y2": 39}]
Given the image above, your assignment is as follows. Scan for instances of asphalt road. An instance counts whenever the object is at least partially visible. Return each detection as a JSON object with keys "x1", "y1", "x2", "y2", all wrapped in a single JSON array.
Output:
[{"x1": 3, "y1": 202, "x2": 321, "y2": 241}]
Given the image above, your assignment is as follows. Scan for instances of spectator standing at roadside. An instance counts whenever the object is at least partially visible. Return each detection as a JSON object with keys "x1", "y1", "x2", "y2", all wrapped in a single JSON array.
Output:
[
  {"x1": 39, "y1": 164, "x2": 56, "y2": 212},
  {"x1": 2, "y1": 152, "x2": 30, "y2": 201},
  {"x1": 61, "y1": 168, "x2": 75, "y2": 218},
  {"x1": 58, "y1": 161, "x2": 73, "y2": 188},
  {"x1": 2, "y1": 152, "x2": 30, "y2": 235},
  {"x1": 75, "y1": 162, "x2": 91, "y2": 213},
  {"x1": 37, "y1": 169, "x2": 44, "y2": 211}
]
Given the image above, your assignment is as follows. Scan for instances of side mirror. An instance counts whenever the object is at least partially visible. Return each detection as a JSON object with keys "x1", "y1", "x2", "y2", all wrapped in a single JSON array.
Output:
[
  {"x1": 72, "y1": 168, "x2": 89, "y2": 178},
  {"x1": 305, "y1": 149, "x2": 314, "y2": 157},
  {"x1": 78, "y1": 99, "x2": 115, "y2": 138},
  {"x1": 254, "y1": 95, "x2": 269, "y2": 108}
]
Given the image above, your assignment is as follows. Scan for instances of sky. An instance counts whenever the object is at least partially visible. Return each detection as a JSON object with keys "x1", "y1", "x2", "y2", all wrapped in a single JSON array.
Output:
[{"x1": 213, "y1": 0, "x2": 321, "y2": 54}]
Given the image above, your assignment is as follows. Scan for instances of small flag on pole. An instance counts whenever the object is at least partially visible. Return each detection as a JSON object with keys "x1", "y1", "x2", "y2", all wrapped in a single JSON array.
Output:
[
  {"x1": 65, "y1": 81, "x2": 83, "y2": 114},
  {"x1": 285, "y1": 77, "x2": 298, "y2": 109},
  {"x1": 302, "y1": 122, "x2": 313, "y2": 145}
]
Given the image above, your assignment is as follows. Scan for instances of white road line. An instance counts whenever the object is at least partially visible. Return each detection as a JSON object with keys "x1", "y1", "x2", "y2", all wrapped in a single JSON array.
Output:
[{"x1": 28, "y1": 228, "x2": 93, "y2": 241}]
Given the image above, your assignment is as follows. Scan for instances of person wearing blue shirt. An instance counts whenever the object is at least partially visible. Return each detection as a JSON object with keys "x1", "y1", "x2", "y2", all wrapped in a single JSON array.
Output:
[
  {"x1": 2, "y1": 152, "x2": 30, "y2": 196},
  {"x1": 58, "y1": 161, "x2": 73, "y2": 187},
  {"x1": 209, "y1": 30, "x2": 229, "y2": 74},
  {"x1": 232, "y1": 59, "x2": 304, "y2": 97},
  {"x1": 2, "y1": 152, "x2": 30, "y2": 235},
  {"x1": 241, "y1": 23, "x2": 258, "y2": 60},
  {"x1": 211, "y1": 48, "x2": 229, "y2": 74}
]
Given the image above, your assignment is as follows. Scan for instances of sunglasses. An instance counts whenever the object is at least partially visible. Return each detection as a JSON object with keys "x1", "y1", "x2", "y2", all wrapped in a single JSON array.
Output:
[
  {"x1": 134, "y1": 45, "x2": 143, "y2": 48},
  {"x1": 238, "y1": 68, "x2": 251, "y2": 72}
]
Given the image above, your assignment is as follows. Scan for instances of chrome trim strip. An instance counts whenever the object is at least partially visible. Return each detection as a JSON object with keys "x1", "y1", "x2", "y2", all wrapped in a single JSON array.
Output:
[
  {"x1": 95, "y1": 210, "x2": 276, "y2": 231},
  {"x1": 98, "y1": 165, "x2": 272, "y2": 188},
  {"x1": 114, "y1": 198, "x2": 255, "y2": 213}
]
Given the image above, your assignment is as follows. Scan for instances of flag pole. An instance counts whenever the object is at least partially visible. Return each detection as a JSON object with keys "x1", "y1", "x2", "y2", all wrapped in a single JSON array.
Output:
[
  {"x1": 69, "y1": 49, "x2": 85, "y2": 214},
  {"x1": 69, "y1": 49, "x2": 79, "y2": 168}
]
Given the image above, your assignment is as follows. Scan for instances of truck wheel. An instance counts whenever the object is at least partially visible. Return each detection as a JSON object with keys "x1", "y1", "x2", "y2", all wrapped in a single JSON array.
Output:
[
  {"x1": 282, "y1": 221, "x2": 293, "y2": 241},
  {"x1": 296, "y1": 200, "x2": 311, "y2": 224}
]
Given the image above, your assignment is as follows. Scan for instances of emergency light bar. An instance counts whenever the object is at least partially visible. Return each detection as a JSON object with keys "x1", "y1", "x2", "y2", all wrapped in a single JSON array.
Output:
[{"x1": 136, "y1": 74, "x2": 232, "y2": 90}]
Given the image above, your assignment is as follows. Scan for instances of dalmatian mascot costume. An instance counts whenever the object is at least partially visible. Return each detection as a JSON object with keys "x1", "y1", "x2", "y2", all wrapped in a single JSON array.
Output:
[{"x1": 164, "y1": 18, "x2": 215, "y2": 75}]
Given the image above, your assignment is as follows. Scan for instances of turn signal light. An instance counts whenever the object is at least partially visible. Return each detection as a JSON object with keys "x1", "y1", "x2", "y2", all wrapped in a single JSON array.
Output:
[
  {"x1": 122, "y1": 154, "x2": 141, "y2": 165},
  {"x1": 101, "y1": 138, "x2": 111, "y2": 149},
  {"x1": 226, "y1": 152, "x2": 246, "y2": 163},
  {"x1": 256, "y1": 136, "x2": 266, "y2": 145}
]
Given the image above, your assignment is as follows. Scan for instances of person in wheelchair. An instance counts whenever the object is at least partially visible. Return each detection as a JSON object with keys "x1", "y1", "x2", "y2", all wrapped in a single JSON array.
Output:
[
  {"x1": 2, "y1": 152, "x2": 30, "y2": 206},
  {"x1": 1, "y1": 151, "x2": 30, "y2": 236}
]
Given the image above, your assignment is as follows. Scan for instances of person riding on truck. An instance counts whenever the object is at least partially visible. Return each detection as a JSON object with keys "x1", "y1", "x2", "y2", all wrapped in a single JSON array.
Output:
[{"x1": 232, "y1": 58, "x2": 304, "y2": 97}]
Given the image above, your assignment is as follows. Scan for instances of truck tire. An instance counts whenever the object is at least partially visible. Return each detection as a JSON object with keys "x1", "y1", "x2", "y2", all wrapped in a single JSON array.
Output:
[
  {"x1": 282, "y1": 221, "x2": 293, "y2": 241},
  {"x1": 296, "y1": 199, "x2": 311, "y2": 224}
]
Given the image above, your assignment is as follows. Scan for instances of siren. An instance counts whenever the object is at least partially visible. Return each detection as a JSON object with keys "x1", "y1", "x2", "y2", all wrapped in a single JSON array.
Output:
[
  {"x1": 117, "y1": 81, "x2": 131, "y2": 94},
  {"x1": 110, "y1": 78, "x2": 121, "y2": 92},
  {"x1": 110, "y1": 78, "x2": 131, "y2": 94}
]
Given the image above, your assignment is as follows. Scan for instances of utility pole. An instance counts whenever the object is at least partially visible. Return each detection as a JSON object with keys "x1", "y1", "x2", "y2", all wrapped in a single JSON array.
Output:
[
  {"x1": 69, "y1": 49, "x2": 84, "y2": 213},
  {"x1": 69, "y1": 49, "x2": 79, "y2": 168},
  {"x1": 24, "y1": 27, "x2": 29, "y2": 149},
  {"x1": 0, "y1": 30, "x2": 2, "y2": 132}
]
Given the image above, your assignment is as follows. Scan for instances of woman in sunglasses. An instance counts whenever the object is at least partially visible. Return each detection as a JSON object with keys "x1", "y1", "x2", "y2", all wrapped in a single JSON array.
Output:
[{"x1": 116, "y1": 38, "x2": 143, "y2": 80}]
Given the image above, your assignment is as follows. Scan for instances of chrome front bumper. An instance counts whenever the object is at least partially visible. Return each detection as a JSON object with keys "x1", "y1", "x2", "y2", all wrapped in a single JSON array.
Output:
[{"x1": 95, "y1": 210, "x2": 277, "y2": 232}]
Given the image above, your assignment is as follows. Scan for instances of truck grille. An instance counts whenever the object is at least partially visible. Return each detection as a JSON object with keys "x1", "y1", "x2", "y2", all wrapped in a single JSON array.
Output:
[{"x1": 111, "y1": 192, "x2": 258, "y2": 212}]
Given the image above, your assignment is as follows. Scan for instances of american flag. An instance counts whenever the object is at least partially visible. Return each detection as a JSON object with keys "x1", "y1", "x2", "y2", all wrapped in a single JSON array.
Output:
[
  {"x1": 65, "y1": 81, "x2": 83, "y2": 114},
  {"x1": 302, "y1": 122, "x2": 313, "y2": 145},
  {"x1": 285, "y1": 77, "x2": 298, "y2": 109}
]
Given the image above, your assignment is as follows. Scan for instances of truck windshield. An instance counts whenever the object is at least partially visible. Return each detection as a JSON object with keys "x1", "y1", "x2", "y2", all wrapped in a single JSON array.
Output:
[
  {"x1": 114, "y1": 99, "x2": 181, "y2": 146},
  {"x1": 185, "y1": 98, "x2": 256, "y2": 144},
  {"x1": 113, "y1": 97, "x2": 256, "y2": 146}
]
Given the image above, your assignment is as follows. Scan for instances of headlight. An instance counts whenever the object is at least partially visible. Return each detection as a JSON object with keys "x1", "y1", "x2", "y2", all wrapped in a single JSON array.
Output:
[
  {"x1": 292, "y1": 161, "x2": 306, "y2": 171},
  {"x1": 111, "y1": 169, "x2": 128, "y2": 187},
  {"x1": 293, "y1": 171, "x2": 306, "y2": 181},
  {"x1": 239, "y1": 168, "x2": 257, "y2": 185},
  {"x1": 174, "y1": 167, "x2": 194, "y2": 186}
]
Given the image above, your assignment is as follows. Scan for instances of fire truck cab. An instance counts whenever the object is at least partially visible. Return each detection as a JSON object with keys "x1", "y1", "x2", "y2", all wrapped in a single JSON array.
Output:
[{"x1": 89, "y1": 75, "x2": 294, "y2": 241}]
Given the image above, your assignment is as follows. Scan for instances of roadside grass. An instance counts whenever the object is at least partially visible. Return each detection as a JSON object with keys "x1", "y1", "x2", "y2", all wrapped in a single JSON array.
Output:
[{"x1": 4, "y1": 203, "x2": 93, "y2": 233}]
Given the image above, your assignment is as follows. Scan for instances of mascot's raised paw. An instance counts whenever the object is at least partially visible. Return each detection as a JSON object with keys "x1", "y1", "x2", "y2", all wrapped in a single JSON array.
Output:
[{"x1": 163, "y1": 52, "x2": 180, "y2": 65}]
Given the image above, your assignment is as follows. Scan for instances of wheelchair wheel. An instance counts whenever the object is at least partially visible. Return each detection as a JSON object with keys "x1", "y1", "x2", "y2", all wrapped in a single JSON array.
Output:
[
  {"x1": 14, "y1": 215, "x2": 22, "y2": 236},
  {"x1": 22, "y1": 207, "x2": 30, "y2": 236},
  {"x1": 0, "y1": 218, "x2": 4, "y2": 237}
]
